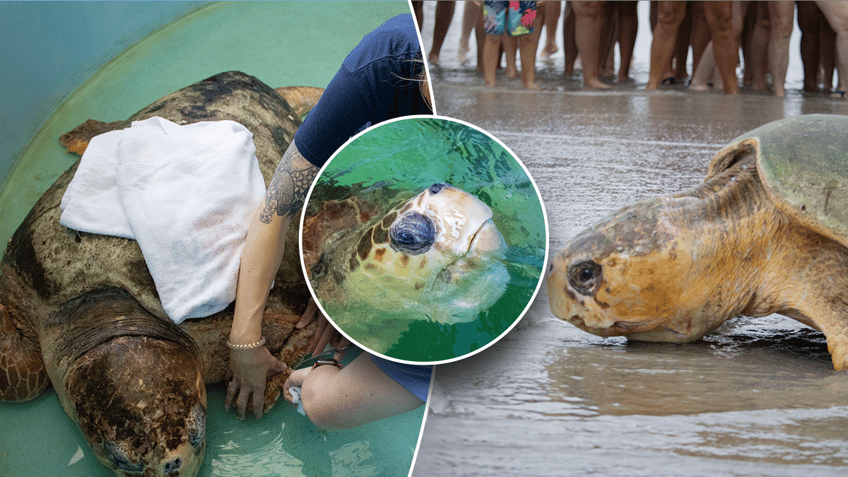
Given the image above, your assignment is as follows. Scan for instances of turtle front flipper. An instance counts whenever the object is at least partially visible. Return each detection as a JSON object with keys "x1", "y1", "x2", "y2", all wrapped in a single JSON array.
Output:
[
  {"x1": 0, "y1": 302, "x2": 49, "y2": 401},
  {"x1": 42, "y1": 288, "x2": 206, "y2": 477},
  {"x1": 274, "y1": 86, "x2": 324, "y2": 119},
  {"x1": 59, "y1": 119, "x2": 125, "y2": 156}
]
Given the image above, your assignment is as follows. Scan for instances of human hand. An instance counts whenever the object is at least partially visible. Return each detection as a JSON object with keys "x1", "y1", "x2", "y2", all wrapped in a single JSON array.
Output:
[
  {"x1": 283, "y1": 367, "x2": 311, "y2": 406},
  {"x1": 225, "y1": 346, "x2": 286, "y2": 419},
  {"x1": 297, "y1": 298, "x2": 351, "y2": 361}
]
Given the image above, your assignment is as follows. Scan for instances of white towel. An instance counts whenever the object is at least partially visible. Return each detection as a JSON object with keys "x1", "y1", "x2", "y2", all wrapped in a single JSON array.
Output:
[{"x1": 60, "y1": 117, "x2": 266, "y2": 323}]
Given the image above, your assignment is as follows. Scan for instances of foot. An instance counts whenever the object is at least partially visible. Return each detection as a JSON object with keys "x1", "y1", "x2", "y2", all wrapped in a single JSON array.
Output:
[
  {"x1": 688, "y1": 81, "x2": 711, "y2": 92},
  {"x1": 585, "y1": 77, "x2": 610, "y2": 89},
  {"x1": 456, "y1": 43, "x2": 470, "y2": 64},
  {"x1": 541, "y1": 43, "x2": 558, "y2": 58},
  {"x1": 506, "y1": 66, "x2": 519, "y2": 79},
  {"x1": 428, "y1": 52, "x2": 440, "y2": 66}
]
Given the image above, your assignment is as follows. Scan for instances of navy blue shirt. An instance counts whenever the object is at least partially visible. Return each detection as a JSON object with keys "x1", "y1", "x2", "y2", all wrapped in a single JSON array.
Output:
[{"x1": 294, "y1": 14, "x2": 432, "y2": 166}]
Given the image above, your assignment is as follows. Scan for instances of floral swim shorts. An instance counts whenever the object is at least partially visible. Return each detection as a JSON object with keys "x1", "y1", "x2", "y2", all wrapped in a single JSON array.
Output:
[{"x1": 483, "y1": 1, "x2": 538, "y2": 37}]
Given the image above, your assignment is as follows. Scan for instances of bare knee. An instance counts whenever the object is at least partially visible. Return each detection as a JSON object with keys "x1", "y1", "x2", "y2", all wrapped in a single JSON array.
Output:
[{"x1": 300, "y1": 367, "x2": 351, "y2": 431}]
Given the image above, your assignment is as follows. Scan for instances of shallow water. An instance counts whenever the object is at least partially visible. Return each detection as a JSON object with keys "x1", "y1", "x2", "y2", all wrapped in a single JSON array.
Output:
[
  {"x1": 0, "y1": 3, "x2": 425, "y2": 476},
  {"x1": 415, "y1": 11, "x2": 848, "y2": 471},
  {"x1": 305, "y1": 117, "x2": 547, "y2": 363}
]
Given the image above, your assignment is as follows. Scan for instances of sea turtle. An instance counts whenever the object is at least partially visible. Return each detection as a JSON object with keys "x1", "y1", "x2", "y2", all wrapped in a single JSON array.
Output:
[
  {"x1": 547, "y1": 114, "x2": 848, "y2": 371},
  {"x1": 302, "y1": 182, "x2": 509, "y2": 326},
  {"x1": 0, "y1": 71, "x2": 323, "y2": 476}
]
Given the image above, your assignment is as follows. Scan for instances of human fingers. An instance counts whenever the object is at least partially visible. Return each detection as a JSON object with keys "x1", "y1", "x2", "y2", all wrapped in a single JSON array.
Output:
[
  {"x1": 224, "y1": 378, "x2": 239, "y2": 411},
  {"x1": 235, "y1": 387, "x2": 251, "y2": 420},
  {"x1": 252, "y1": 389, "x2": 265, "y2": 419},
  {"x1": 305, "y1": 314, "x2": 330, "y2": 355},
  {"x1": 310, "y1": 324, "x2": 336, "y2": 358},
  {"x1": 266, "y1": 358, "x2": 287, "y2": 376},
  {"x1": 334, "y1": 337, "x2": 352, "y2": 361},
  {"x1": 296, "y1": 298, "x2": 319, "y2": 329}
]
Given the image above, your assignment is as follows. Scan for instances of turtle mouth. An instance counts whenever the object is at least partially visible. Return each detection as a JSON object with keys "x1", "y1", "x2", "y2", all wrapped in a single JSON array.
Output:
[
  {"x1": 466, "y1": 219, "x2": 503, "y2": 255},
  {"x1": 432, "y1": 219, "x2": 505, "y2": 291}
]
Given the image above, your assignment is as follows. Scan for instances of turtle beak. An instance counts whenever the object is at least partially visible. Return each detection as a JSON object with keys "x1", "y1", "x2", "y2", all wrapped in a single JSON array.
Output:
[{"x1": 468, "y1": 219, "x2": 505, "y2": 255}]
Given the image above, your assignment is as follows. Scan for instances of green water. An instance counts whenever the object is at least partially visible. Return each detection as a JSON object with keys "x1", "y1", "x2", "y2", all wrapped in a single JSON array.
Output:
[
  {"x1": 305, "y1": 117, "x2": 548, "y2": 363},
  {"x1": 0, "y1": 2, "x2": 425, "y2": 476}
]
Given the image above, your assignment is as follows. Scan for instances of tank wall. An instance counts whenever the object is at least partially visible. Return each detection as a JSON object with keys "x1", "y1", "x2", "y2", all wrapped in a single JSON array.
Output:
[{"x1": 0, "y1": 1, "x2": 207, "y2": 187}]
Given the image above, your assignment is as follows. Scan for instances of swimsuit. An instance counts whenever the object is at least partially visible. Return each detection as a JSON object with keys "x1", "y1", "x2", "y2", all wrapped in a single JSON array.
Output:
[{"x1": 483, "y1": 1, "x2": 538, "y2": 37}]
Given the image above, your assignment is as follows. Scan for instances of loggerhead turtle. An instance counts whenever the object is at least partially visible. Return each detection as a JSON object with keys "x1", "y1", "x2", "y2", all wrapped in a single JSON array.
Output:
[
  {"x1": 547, "y1": 114, "x2": 848, "y2": 371},
  {"x1": 302, "y1": 182, "x2": 509, "y2": 326},
  {"x1": 0, "y1": 71, "x2": 322, "y2": 476}
]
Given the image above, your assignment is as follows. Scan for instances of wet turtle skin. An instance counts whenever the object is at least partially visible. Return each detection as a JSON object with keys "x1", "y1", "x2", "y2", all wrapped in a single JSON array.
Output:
[
  {"x1": 0, "y1": 71, "x2": 321, "y2": 476},
  {"x1": 303, "y1": 183, "x2": 509, "y2": 326},
  {"x1": 548, "y1": 114, "x2": 848, "y2": 371}
]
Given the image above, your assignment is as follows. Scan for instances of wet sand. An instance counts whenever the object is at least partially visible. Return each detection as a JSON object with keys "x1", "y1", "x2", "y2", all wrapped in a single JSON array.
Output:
[{"x1": 415, "y1": 3, "x2": 848, "y2": 476}]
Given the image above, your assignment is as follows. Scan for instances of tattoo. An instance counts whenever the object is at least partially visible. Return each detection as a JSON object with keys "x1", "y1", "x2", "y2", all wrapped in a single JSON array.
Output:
[{"x1": 260, "y1": 143, "x2": 319, "y2": 224}]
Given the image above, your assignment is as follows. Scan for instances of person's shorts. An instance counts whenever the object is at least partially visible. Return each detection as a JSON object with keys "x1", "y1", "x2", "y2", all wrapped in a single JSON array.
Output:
[
  {"x1": 483, "y1": 1, "x2": 537, "y2": 36},
  {"x1": 370, "y1": 355, "x2": 432, "y2": 402}
]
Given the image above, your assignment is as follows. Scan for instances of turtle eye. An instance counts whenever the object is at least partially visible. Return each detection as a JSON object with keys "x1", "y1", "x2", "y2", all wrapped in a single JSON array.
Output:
[
  {"x1": 428, "y1": 183, "x2": 449, "y2": 194},
  {"x1": 567, "y1": 260, "x2": 602, "y2": 296},
  {"x1": 390, "y1": 213, "x2": 435, "y2": 255}
]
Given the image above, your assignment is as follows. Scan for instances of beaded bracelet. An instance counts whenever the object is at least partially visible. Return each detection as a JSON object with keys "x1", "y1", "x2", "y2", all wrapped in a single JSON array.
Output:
[{"x1": 226, "y1": 336, "x2": 266, "y2": 350}]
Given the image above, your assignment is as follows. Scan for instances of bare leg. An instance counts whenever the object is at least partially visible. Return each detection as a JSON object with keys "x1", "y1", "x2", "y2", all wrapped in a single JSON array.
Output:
[
  {"x1": 821, "y1": 14, "x2": 837, "y2": 91},
  {"x1": 563, "y1": 1, "x2": 578, "y2": 74},
  {"x1": 504, "y1": 34, "x2": 519, "y2": 78},
  {"x1": 797, "y1": 1, "x2": 822, "y2": 92},
  {"x1": 672, "y1": 2, "x2": 693, "y2": 81},
  {"x1": 520, "y1": 34, "x2": 540, "y2": 89},
  {"x1": 476, "y1": 4, "x2": 486, "y2": 71},
  {"x1": 301, "y1": 353, "x2": 424, "y2": 430},
  {"x1": 457, "y1": 1, "x2": 481, "y2": 64},
  {"x1": 704, "y1": 1, "x2": 740, "y2": 94},
  {"x1": 690, "y1": 2, "x2": 711, "y2": 76},
  {"x1": 522, "y1": 2, "x2": 544, "y2": 88},
  {"x1": 412, "y1": 1, "x2": 423, "y2": 31},
  {"x1": 573, "y1": 1, "x2": 612, "y2": 88},
  {"x1": 749, "y1": 0, "x2": 771, "y2": 90},
  {"x1": 768, "y1": 1, "x2": 795, "y2": 97},
  {"x1": 542, "y1": 1, "x2": 563, "y2": 57},
  {"x1": 483, "y1": 33, "x2": 505, "y2": 86},
  {"x1": 647, "y1": 1, "x2": 686, "y2": 90},
  {"x1": 598, "y1": 1, "x2": 617, "y2": 78},
  {"x1": 617, "y1": 1, "x2": 638, "y2": 81},
  {"x1": 817, "y1": 0, "x2": 848, "y2": 95},
  {"x1": 690, "y1": 40, "x2": 717, "y2": 91},
  {"x1": 429, "y1": 1, "x2": 456, "y2": 65}
]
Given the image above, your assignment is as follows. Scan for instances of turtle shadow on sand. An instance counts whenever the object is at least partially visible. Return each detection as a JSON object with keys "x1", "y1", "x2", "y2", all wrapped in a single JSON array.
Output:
[
  {"x1": 0, "y1": 71, "x2": 323, "y2": 477},
  {"x1": 548, "y1": 114, "x2": 848, "y2": 371}
]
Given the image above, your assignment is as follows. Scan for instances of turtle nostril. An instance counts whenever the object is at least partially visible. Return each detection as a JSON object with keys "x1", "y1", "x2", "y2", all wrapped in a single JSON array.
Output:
[
  {"x1": 164, "y1": 457, "x2": 182, "y2": 474},
  {"x1": 428, "y1": 183, "x2": 449, "y2": 194}
]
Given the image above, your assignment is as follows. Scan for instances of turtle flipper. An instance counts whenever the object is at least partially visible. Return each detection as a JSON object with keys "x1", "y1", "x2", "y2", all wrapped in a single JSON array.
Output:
[
  {"x1": 59, "y1": 119, "x2": 125, "y2": 156},
  {"x1": 0, "y1": 303, "x2": 49, "y2": 401},
  {"x1": 274, "y1": 86, "x2": 324, "y2": 119}
]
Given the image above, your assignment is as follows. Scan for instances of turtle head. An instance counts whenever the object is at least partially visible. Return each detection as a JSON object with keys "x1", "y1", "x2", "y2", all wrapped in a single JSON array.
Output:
[
  {"x1": 53, "y1": 290, "x2": 208, "y2": 477},
  {"x1": 64, "y1": 335, "x2": 207, "y2": 477},
  {"x1": 347, "y1": 183, "x2": 508, "y2": 323},
  {"x1": 547, "y1": 196, "x2": 721, "y2": 343}
]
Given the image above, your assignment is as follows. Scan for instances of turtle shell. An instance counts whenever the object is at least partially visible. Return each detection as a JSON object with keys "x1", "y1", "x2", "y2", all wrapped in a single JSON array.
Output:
[{"x1": 708, "y1": 114, "x2": 848, "y2": 248}]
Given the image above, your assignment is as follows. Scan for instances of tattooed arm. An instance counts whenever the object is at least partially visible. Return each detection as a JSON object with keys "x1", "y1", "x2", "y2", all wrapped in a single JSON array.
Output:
[{"x1": 225, "y1": 140, "x2": 318, "y2": 419}]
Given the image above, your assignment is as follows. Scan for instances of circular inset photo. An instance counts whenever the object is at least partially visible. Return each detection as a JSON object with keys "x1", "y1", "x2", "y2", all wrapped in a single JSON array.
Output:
[{"x1": 300, "y1": 116, "x2": 548, "y2": 364}]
